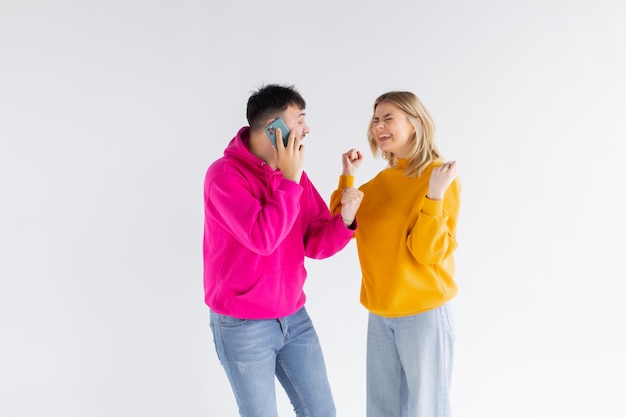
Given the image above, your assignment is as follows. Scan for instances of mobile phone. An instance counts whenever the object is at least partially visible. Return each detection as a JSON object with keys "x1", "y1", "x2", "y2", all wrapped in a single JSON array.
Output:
[{"x1": 264, "y1": 118, "x2": 290, "y2": 148}]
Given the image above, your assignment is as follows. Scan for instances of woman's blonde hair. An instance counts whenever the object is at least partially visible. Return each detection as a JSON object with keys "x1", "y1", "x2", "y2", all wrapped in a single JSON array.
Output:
[{"x1": 367, "y1": 91, "x2": 441, "y2": 177}]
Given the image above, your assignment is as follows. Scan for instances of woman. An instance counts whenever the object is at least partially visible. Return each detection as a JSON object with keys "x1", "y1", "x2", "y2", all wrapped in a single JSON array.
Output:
[{"x1": 331, "y1": 91, "x2": 460, "y2": 417}]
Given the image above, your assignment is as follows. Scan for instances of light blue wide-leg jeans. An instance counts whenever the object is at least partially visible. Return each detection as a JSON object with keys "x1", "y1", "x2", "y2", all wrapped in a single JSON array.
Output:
[
  {"x1": 210, "y1": 306, "x2": 336, "y2": 417},
  {"x1": 366, "y1": 303, "x2": 455, "y2": 417}
]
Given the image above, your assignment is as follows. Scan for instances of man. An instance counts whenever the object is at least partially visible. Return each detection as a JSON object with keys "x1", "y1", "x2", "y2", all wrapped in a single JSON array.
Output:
[{"x1": 203, "y1": 84, "x2": 363, "y2": 417}]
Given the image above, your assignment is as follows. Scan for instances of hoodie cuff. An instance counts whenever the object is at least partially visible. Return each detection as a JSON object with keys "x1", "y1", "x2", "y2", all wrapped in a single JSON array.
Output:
[
  {"x1": 422, "y1": 197, "x2": 444, "y2": 217},
  {"x1": 278, "y1": 178, "x2": 303, "y2": 198},
  {"x1": 338, "y1": 175, "x2": 354, "y2": 189}
]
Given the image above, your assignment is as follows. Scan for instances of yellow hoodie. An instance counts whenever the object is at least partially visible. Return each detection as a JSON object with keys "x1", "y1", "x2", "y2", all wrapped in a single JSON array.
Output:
[{"x1": 330, "y1": 160, "x2": 461, "y2": 318}]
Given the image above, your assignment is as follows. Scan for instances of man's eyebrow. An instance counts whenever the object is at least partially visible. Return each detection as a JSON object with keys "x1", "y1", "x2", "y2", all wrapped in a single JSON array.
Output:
[{"x1": 298, "y1": 112, "x2": 306, "y2": 117}]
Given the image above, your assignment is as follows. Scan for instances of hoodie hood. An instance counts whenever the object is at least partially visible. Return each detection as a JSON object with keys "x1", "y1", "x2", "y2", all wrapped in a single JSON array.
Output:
[{"x1": 223, "y1": 126, "x2": 270, "y2": 169}]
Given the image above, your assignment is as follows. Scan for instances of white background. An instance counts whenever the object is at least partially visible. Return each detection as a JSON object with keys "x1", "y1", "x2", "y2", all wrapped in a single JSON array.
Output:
[{"x1": 1, "y1": 1, "x2": 625, "y2": 416}]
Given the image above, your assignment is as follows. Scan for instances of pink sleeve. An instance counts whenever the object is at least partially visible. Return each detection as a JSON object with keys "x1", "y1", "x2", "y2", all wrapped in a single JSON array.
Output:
[{"x1": 207, "y1": 172, "x2": 303, "y2": 256}]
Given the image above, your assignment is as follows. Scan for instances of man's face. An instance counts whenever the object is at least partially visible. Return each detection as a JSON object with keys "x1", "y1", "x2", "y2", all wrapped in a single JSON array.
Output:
[{"x1": 281, "y1": 105, "x2": 310, "y2": 140}]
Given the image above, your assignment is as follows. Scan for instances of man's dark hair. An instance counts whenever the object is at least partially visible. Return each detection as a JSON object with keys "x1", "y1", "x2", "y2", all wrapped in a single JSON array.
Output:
[{"x1": 246, "y1": 84, "x2": 306, "y2": 132}]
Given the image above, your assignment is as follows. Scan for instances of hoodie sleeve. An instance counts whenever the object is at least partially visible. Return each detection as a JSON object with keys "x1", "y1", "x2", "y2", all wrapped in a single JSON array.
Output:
[
  {"x1": 206, "y1": 169, "x2": 303, "y2": 256},
  {"x1": 300, "y1": 173, "x2": 355, "y2": 259},
  {"x1": 407, "y1": 176, "x2": 461, "y2": 264},
  {"x1": 329, "y1": 175, "x2": 355, "y2": 215}
]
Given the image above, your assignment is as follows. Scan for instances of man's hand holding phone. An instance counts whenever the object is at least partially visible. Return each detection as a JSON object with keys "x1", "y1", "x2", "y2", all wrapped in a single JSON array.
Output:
[
  {"x1": 273, "y1": 120, "x2": 304, "y2": 184},
  {"x1": 265, "y1": 118, "x2": 290, "y2": 148}
]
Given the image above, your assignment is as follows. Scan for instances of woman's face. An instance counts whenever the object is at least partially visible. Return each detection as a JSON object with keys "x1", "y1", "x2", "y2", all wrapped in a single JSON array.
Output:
[{"x1": 371, "y1": 101, "x2": 416, "y2": 158}]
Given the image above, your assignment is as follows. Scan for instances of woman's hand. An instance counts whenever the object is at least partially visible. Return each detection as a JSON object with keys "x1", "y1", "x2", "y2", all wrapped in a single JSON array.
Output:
[
  {"x1": 427, "y1": 160, "x2": 457, "y2": 200},
  {"x1": 342, "y1": 148, "x2": 363, "y2": 176},
  {"x1": 340, "y1": 187, "x2": 364, "y2": 227}
]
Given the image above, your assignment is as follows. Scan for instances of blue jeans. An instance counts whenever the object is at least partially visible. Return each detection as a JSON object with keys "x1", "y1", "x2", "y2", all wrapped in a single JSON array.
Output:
[
  {"x1": 210, "y1": 307, "x2": 336, "y2": 417},
  {"x1": 367, "y1": 304, "x2": 455, "y2": 417}
]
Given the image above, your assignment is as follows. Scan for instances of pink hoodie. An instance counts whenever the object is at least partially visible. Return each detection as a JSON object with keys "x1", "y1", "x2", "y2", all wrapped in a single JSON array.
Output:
[{"x1": 203, "y1": 127, "x2": 355, "y2": 319}]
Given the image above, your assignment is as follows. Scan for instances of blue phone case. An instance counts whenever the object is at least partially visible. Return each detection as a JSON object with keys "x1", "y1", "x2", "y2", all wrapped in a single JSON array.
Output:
[{"x1": 264, "y1": 118, "x2": 290, "y2": 148}]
